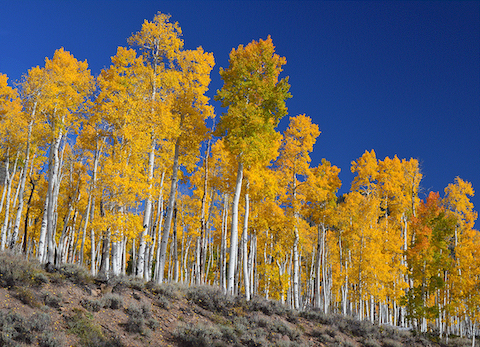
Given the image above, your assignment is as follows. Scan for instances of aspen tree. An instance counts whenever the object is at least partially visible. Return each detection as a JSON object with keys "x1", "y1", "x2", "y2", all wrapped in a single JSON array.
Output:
[
  {"x1": 129, "y1": 13, "x2": 215, "y2": 282},
  {"x1": 215, "y1": 36, "x2": 290, "y2": 295},
  {"x1": 128, "y1": 12, "x2": 183, "y2": 279},
  {"x1": 276, "y1": 114, "x2": 320, "y2": 309},
  {"x1": 33, "y1": 48, "x2": 94, "y2": 265},
  {"x1": 0, "y1": 74, "x2": 23, "y2": 250},
  {"x1": 303, "y1": 159, "x2": 341, "y2": 312}
]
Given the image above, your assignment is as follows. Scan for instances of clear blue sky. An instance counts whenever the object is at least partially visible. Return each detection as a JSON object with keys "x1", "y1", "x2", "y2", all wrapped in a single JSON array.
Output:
[{"x1": 1, "y1": 1, "x2": 479, "y2": 221}]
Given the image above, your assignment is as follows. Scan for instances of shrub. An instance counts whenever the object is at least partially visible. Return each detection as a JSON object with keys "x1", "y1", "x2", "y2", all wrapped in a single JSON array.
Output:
[
  {"x1": 363, "y1": 337, "x2": 382, "y2": 347},
  {"x1": 58, "y1": 262, "x2": 92, "y2": 285},
  {"x1": 271, "y1": 321, "x2": 300, "y2": 342},
  {"x1": 43, "y1": 291, "x2": 63, "y2": 308},
  {"x1": 31, "y1": 312, "x2": 51, "y2": 331},
  {"x1": 173, "y1": 322, "x2": 223, "y2": 347},
  {"x1": 0, "y1": 252, "x2": 46, "y2": 288},
  {"x1": 186, "y1": 285, "x2": 234, "y2": 315},
  {"x1": 123, "y1": 302, "x2": 152, "y2": 334},
  {"x1": 239, "y1": 327, "x2": 269, "y2": 347},
  {"x1": 14, "y1": 286, "x2": 41, "y2": 307},
  {"x1": 345, "y1": 318, "x2": 378, "y2": 337},
  {"x1": 109, "y1": 275, "x2": 144, "y2": 293},
  {"x1": 125, "y1": 302, "x2": 151, "y2": 319},
  {"x1": 146, "y1": 318, "x2": 159, "y2": 331},
  {"x1": 147, "y1": 281, "x2": 181, "y2": 299},
  {"x1": 218, "y1": 324, "x2": 239, "y2": 344},
  {"x1": 447, "y1": 337, "x2": 474, "y2": 347},
  {"x1": 66, "y1": 308, "x2": 107, "y2": 346},
  {"x1": 124, "y1": 316, "x2": 145, "y2": 334},
  {"x1": 0, "y1": 310, "x2": 35, "y2": 345},
  {"x1": 325, "y1": 327, "x2": 336, "y2": 338},
  {"x1": 154, "y1": 295, "x2": 170, "y2": 310},
  {"x1": 299, "y1": 309, "x2": 333, "y2": 325},
  {"x1": 101, "y1": 293, "x2": 123, "y2": 310},
  {"x1": 247, "y1": 295, "x2": 288, "y2": 316},
  {"x1": 382, "y1": 338, "x2": 404, "y2": 347},
  {"x1": 38, "y1": 331, "x2": 65, "y2": 347},
  {"x1": 81, "y1": 298, "x2": 102, "y2": 312}
]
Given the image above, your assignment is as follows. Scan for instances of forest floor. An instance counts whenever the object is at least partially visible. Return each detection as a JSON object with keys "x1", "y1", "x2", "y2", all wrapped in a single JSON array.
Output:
[{"x1": 0, "y1": 251, "x2": 475, "y2": 347}]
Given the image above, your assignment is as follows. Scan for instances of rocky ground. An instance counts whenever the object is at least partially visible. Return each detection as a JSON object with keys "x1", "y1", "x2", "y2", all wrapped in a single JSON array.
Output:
[{"x1": 0, "y1": 252, "x2": 474, "y2": 347}]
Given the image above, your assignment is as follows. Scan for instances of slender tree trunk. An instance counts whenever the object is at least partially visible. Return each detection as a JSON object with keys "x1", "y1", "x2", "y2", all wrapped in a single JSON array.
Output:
[
  {"x1": 80, "y1": 143, "x2": 100, "y2": 265},
  {"x1": 22, "y1": 178, "x2": 35, "y2": 255},
  {"x1": 111, "y1": 240, "x2": 121, "y2": 276},
  {"x1": 227, "y1": 160, "x2": 243, "y2": 295},
  {"x1": 156, "y1": 139, "x2": 180, "y2": 284},
  {"x1": 242, "y1": 181, "x2": 250, "y2": 300},
  {"x1": 220, "y1": 193, "x2": 228, "y2": 292},
  {"x1": 173, "y1": 203, "x2": 179, "y2": 283},
  {"x1": 137, "y1": 138, "x2": 156, "y2": 278},
  {"x1": 90, "y1": 227, "x2": 96, "y2": 276},
  {"x1": 314, "y1": 224, "x2": 322, "y2": 309},
  {"x1": 153, "y1": 172, "x2": 165, "y2": 282},
  {"x1": 98, "y1": 229, "x2": 111, "y2": 280},
  {"x1": 249, "y1": 232, "x2": 256, "y2": 296},
  {"x1": 198, "y1": 138, "x2": 212, "y2": 285},
  {"x1": 10, "y1": 122, "x2": 34, "y2": 250},
  {"x1": 0, "y1": 159, "x2": 8, "y2": 216},
  {"x1": 46, "y1": 123, "x2": 65, "y2": 266},
  {"x1": 472, "y1": 319, "x2": 476, "y2": 347},
  {"x1": 0, "y1": 150, "x2": 17, "y2": 250}
]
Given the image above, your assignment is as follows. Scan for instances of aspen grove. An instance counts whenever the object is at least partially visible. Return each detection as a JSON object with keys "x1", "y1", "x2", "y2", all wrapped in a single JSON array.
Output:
[{"x1": 0, "y1": 12, "x2": 478, "y2": 339}]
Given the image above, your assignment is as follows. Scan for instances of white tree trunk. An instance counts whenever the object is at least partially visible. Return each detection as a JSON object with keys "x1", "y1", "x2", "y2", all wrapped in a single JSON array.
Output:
[
  {"x1": 137, "y1": 139, "x2": 156, "y2": 278},
  {"x1": 242, "y1": 183, "x2": 250, "y2": 300},
  {"x1": 10, "y1": 110, "x2": 35, "y2": 250},
  {"x1": 227, "y1": 160, "x2": 243, "y2": 295},
  {"x1": 153, "y1": 171, "x2": 165, "y2": 282},
  {"x1": 45, "y1": 126, "x2": 64, "y2": 266},
  {"x1": 156, "y1": 139, "x2": 180, "y2": 283},
  {"x1": 0, "y1": 150, "x2": 16, "y2": 251},
  {"x1": 220, "y1": 193, "x2": 228, "y2": 292},
  {"x1": 111, "y1": 240, "x2": 121, "y2": 276}
]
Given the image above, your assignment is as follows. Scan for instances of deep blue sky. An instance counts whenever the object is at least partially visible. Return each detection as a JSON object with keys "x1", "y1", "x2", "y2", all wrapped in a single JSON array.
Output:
[{"x1": 1, "y1": 1, "x2": 479, "y2": 222}]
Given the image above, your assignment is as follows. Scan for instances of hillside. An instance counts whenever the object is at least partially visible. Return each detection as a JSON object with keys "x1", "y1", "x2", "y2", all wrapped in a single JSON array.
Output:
[{"x1": 0, "y1": 252, "x2": 473, "y2": 347}]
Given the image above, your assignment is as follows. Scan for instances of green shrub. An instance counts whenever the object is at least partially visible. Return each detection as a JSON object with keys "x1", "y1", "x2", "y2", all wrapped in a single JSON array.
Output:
[{"x1": 66, "y1": 308, "x2": 106, "y2": 346}]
